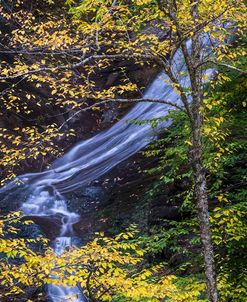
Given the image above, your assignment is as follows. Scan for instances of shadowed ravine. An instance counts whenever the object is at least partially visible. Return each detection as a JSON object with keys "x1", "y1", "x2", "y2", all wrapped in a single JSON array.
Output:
[
  {"x1": 0, "y1": 39, "x2": 198, "y2": 300},
  {"x1": 1, "y1": 71, "x2": 183, "y2": 301},
  {"x1": 0, "y1": 41, "x2": 215, "y2": 299},
  {"x1": 22, "y1": 71, "x2": 181, "y2": 301},
  {"x1": 11, "y1": 72, "x2": 182, "y2": 194}
]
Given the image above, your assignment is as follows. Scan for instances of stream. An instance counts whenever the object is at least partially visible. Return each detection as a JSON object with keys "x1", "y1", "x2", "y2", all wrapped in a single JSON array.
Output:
[
  {"x1": 0, "y1": 48, "x2": 198, "y2": 301},
  {"x1": 18, "y1": 71, "x2": 181, "y2": 301}
]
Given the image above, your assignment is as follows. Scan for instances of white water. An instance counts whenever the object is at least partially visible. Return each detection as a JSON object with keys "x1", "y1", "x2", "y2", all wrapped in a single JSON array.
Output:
[
  {"x1": 0, "y1": 45, "x2": 190, "y2": 196},
  {"x1": 48, "y1": 237, "x2": 85, "y2": 302},
  {"x1": 22, "y1": 188, "x2": 84, "y2": 301},
  {"x1": 10, "y1": 71, "x2": 182, "y2": 194},
  {"x1": 0, "y1": 41, "x2": 214, "y2": 300},
  {"x1": 15, "y1": 71, "x2": 181, "y2": 302}
]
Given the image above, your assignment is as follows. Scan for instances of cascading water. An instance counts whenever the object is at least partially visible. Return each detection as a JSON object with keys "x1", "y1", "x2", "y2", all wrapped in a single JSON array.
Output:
[
  {"x1": 48, "y1": 236, "x2": 85, "y2": 302},
  {"x1": 22, "y1": 187, "x2": 84, "y2": 301},
  {"x1": 7, "y1": 71, "x2": 183, "y2": 195},
  {"x1": 0, "y1": 42, "x2": 190, "y2": 299},
  {"x1": 13, "y1": 71, "x2": 182, "y2": 301},
  {"x1": 0, "y1": 39, "x2": 214, "y2": 299}
]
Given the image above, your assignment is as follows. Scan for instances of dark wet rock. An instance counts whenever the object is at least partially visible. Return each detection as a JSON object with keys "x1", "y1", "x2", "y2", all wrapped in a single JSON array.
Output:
[
  {"x1": 64, "y1": 185, "x2": 110, "y2": 215},
  {"x1": 19, "y1": 218, "x2": 44, "y2": 240},
  {"x1": 102, "y1": 105, "x2": 118, "y2": 125},
  {"x1": 0, "y1": 193, "x2": 21, "y2": 214},
  {"x1": 148, "y1": 205, "x2": 181, "y2": 224},
  {"x1": 73, "y1": 213, "x2": 99, "y2": 241},
  {"x1": 174, "y1": 177, "x2": 191, "y2": 190},
  {"x1": 27, "y1": 215, "x2": 62, "y2": 239},
  {"x1": 68, "y1": 153, "x2": 159, "y2": 237},
  {"x1": 0, "y1": 218, "x2": 45, "y2": 270},
  {"x1": 0, "y1": 184, "x2": 32, "y2": 214},
  {"x1": 168, "y1": 252, "x2": 189, "y2": 267},
  {"x1": 15, "y1": 220, "x2": 45, "y2": 254}
]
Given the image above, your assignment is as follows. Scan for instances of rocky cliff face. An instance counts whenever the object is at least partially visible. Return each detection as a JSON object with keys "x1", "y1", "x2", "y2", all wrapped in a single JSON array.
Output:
[
  {"x1": 20, "y1": 147, "x2": 185, "y2": 241},
  {"x1": 0, "y1": 0, "x2": 172, "y2": 245},
  {"x1": 0, "y1": 52, "x2": 158, "y2": 181}
]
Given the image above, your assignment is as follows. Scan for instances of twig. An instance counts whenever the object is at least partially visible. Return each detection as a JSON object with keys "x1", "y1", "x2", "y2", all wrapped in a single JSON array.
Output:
[
  {"x1": 197, "y1": 60, "x2": 247, "y2": 75},
  {"x1": 58, "y1": 98, "x2": 185, "y2": 130},
  {"x1": 0, "y1": 54, "x2": 157, "y2": 81}
]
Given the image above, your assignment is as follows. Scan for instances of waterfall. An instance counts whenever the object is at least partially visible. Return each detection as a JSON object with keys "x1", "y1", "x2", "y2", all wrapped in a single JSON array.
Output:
[
  {"x1": 13, "y1": 72, "x2": 181, "y2": 302},
  {"x1": 0, "y1": 40, "x2": 215, "y2": 299},
  {"x1": 6, "y1": 71, "x2": 182, "y2": 194},
  {"x1": 0, "y1": 44, "x2": 191, "y2": 300},
  {"x1": 21, "y1": 186, "x2": 85, "y2": 301},
  {"x1": 48, "y1": 237, "x2": 85, "y2": 302}
]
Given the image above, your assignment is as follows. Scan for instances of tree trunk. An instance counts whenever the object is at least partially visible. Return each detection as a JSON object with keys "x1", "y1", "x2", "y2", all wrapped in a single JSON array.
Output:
[{"x1": 190, "y1": 110, "x2": 218, "y2": 302}]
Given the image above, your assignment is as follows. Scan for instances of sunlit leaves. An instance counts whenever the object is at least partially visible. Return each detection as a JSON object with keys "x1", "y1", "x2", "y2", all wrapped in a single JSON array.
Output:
[
  {"x1": 0, "y1": 217, "x2": 205, "y2": 301},
  {"x1": 0, "y1": 125, "x2": 75, "y2": 185},
  {"x1": 1, "y1": 0, "x2": 245, "y2": 185}
]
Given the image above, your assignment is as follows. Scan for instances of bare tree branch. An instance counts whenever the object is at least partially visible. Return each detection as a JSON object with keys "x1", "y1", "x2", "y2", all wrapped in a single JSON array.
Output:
[
  {"x1": 58, "y1": 98, "x2": 185, "y2": 130},
  {"x1": 0, "y1": 53, "x2": 158, "y2": 81},
  {"x1": 0, "y1": 49, "x2": 85, "y2": 55},
  {"x1": 198, "y1": 60, "x2": 247, "y2": 75},
  {"x1": 163, "y1": 66, "x2": 193, "y2": 122}
]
